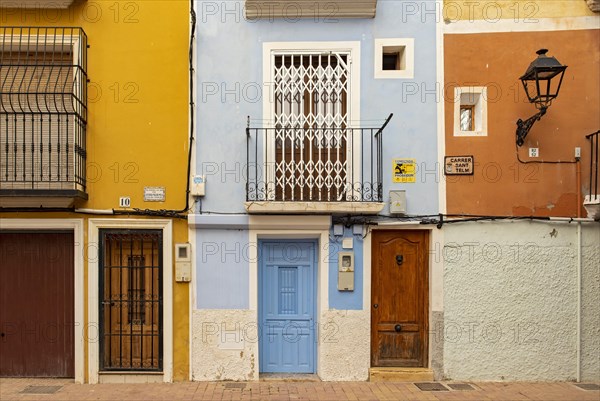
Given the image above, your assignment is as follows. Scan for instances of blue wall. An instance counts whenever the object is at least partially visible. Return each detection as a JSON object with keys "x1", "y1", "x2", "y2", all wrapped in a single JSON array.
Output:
[
  {"x1": 195, "y1": 1, "x2": 439, "y2": 216},
  {"x1": 196, "y1": 229, "x2": 249, "y2": 309}
]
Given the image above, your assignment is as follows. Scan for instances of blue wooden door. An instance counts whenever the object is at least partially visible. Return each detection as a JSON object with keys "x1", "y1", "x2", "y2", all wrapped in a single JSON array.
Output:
[{"x1": 259, "y1": 241, "x2": 316, "y2": 373}]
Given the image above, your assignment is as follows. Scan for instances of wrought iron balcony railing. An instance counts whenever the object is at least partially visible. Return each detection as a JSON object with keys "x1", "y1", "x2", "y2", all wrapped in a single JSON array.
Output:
[
  {"x1": 584, "y1": 130, "x2": 599, "y2": 219},
  {"x1": 1, "y1": 27, "x2": 88, "y2": 202},
  {"x1": 246, "y1": 114, "x2": 392, "y2": 204}
]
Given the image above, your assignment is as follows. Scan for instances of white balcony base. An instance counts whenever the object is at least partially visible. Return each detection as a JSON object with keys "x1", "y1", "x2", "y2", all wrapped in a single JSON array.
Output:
[
  {"x1": 583, "y1": 194, "x2": 600, "y2": 219},
  {"x1": 245, "y1": 201, "x2": 385, "y2": 214}
]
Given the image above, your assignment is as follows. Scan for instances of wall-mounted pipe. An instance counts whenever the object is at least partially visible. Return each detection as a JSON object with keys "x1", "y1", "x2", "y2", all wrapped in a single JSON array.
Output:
[
  {"x1": 576, "y1": 221, "x2": 582, "y2": 382},
  {"x1": 74, "y1": 208, "x2": 114, "y2": 215}
]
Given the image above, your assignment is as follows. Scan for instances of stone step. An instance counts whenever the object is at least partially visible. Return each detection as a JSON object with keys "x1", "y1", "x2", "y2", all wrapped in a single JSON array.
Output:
[{"x1": 369, "y1": 368, "x2": 434, "y2": 382}]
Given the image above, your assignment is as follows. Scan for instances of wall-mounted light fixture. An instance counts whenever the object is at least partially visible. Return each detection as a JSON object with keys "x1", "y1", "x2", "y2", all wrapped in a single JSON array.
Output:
[{"x1": 516, "y1": 49, "x2": 567, "y2": 146}]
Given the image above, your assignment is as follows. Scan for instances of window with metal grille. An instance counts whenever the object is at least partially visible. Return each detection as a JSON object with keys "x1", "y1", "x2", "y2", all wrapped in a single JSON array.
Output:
[
  {"x1": 272, "y1": 52, "x2": 349, "y2": 202},
  {"x1": 453, "y1": 87, "x2": 488, "y2": 137},
  {"x1": 127, "y1": 256, "x2": 146, "y2": 325},
  {"x1": 0, "y1": 27, "x2": 88, "y2": 194},
  {"x1": 99, "y1": 230, "x2": 162, "y2": 371}
]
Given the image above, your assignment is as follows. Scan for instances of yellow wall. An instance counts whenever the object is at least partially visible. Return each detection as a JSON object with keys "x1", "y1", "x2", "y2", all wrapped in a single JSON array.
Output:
[
  {"x1": 443, "y1": 0, "x2": 596, "y2": 21},
  {"x1": 1, "y1": 0, "x2": 190, "y2": 381}
]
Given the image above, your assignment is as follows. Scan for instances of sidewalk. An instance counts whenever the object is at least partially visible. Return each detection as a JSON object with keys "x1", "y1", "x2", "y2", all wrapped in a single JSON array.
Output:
[{"x1": 1, "y1": 378, "x2": 598, "y2": 401}]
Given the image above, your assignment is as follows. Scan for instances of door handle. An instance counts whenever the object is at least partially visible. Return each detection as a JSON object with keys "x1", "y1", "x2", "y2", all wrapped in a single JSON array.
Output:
[
  {"x1": 102, "y1": 301, "x2": 114, "y2": 306},
  {"x1": 395, "y1": 324, "x2": 402, "y2": 332},
  {"x1": 373, "y1": 304, "x2": 378, "y2": 309}
]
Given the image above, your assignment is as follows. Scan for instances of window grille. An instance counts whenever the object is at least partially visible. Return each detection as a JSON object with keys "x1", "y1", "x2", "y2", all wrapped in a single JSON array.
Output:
[{"x1": 0, "y1": 27, "x2": 88, "y2": 194}]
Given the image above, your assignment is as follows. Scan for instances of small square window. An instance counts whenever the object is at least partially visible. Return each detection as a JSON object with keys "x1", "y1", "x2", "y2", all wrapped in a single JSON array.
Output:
[
  {"x1": 453, "y1": 87, "x2": 488, "y2": 137},
  {"x1": 382, "y1": 46, "x2": 406, "y2": 71},
  {"x1": 375, "y1": 38, "x2": 414, "y2": 79}
]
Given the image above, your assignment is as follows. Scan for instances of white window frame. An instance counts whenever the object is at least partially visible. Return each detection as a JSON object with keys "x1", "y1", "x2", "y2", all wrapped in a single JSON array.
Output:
[
  {"x1": 453, "y1": 86, "x2": 488, "y2": 137},
  {"x1": 262, "y1": 41, "x2": 361, "y2": 201},
  {"x1": 374, "y1": 38, "x2": 415, "y2": 79}
]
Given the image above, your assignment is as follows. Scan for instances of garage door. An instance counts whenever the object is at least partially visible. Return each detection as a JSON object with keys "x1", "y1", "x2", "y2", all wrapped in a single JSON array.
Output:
[{"x1": 0, "y1": 232, "x2": 74, "y2": 377}]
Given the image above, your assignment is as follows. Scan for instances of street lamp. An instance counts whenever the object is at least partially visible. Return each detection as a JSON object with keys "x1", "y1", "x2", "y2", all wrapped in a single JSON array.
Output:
[{"x1": 516, "y1": 49, "x2": 568, "y2": 146}]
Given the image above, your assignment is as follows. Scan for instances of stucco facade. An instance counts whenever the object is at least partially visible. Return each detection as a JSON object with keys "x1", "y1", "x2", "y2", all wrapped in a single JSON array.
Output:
[
  {"x1": 444, "y1": 28, "x2": 600, "y2": 217},
  {"x1": 190, "y1": 0, "x2": 440, "y2": 380},
  {"x1": 443, "y1": 220, "x2": 599, "y2": 381},
  {"x1": 439, "y1": 0, "x2": 600, "y2": 383},
  {"x1": 0, "y1": 1, "x2": 190, "y2": 382}
]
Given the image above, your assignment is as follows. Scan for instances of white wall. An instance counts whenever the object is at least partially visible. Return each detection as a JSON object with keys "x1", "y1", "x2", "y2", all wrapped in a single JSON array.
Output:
[{"x1": 443, "y1": 220, "x2": 600, "y2": 381}]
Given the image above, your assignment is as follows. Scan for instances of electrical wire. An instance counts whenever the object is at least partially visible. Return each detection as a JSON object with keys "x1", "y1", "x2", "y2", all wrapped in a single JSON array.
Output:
[{"x1": 516, "y1": 141, "x2": 577, "y2": 164}]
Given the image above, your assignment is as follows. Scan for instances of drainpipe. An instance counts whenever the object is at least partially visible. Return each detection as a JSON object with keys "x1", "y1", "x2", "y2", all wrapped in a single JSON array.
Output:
[
  {"x1": 576, "y1": 221, "x2": 582, "y2": 382},
  {"x1": 576, "y1": 159, "x2": 582, "y2": 218},
  {"x1": 74, "y1": 208, "x2": 114, "y2": 215}
]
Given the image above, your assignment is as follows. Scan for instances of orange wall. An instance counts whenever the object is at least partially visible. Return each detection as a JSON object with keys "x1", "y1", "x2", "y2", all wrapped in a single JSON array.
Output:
[{"x1": 445, "y1": 29, "x2": 600, "y2": 217}]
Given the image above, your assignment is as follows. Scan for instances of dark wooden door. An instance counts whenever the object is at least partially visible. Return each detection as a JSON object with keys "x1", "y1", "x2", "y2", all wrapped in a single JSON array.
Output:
[
  {"x1": 0, "y1": 232, "x2": 74, "y2": 377},
  {"x1": 371, "y1": 230, "x2": 428, "y2": 367},
  {"x1": 99, "y1": 230, "x2": 162, "y2": 371}
]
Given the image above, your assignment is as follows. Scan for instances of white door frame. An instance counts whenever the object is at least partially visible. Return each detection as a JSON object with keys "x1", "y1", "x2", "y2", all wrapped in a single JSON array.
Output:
[
  {"x1": 87, "y1": 218, "x2": 173, "y2": 383},
  {"x1": 248, "y1": 215, "x2": 331, "y2": 376}
]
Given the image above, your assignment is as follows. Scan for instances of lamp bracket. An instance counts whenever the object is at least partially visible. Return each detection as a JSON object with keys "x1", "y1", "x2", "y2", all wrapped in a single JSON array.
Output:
[{"x1": 516, "y1": 106, "x2": 547, "y2": 147}]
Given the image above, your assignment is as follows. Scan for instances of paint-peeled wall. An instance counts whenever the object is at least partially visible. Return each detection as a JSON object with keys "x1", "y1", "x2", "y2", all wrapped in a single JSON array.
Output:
[{"x1": 443, "y1": 220, "x2": 600, "y2": 381}]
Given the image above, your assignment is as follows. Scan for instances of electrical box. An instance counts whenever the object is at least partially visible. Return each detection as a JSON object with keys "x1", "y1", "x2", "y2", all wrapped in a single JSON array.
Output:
[
  {"x1": 191, "y1": 175, "x2": 206, "y2": 197},
  {"x1": 333, "y1": 224, "x2": 344, "y2": 236},
  {"x1": 338, "y1": 252, "x2": 354, "y2": 291},
  {"x1": 389, "y1": 190, "x2": 407, "y2": 214},
  {"x1": 175, "y1": 243, "x2": 191, "y2": 282}
]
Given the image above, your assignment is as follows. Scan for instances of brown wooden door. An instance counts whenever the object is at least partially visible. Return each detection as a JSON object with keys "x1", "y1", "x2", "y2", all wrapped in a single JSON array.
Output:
[
  {"x1": 100, "y1": 230, "x2": 162, "y2": 371},
  {"x1": 371, "y1": 230, "x2": 428, "y2": 367},
  {"x1": 0, "y1": 232, "x2": 74, "y2": 377}
]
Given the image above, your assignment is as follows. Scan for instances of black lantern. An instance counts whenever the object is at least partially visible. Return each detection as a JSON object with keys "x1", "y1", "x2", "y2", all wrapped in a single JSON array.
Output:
[{"x1": 516, "y1": 49, "x2": 567, "y2": 146}]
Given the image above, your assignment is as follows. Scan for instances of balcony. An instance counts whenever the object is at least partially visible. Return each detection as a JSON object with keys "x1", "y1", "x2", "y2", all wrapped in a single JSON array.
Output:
[
  {"x1": 584, "y1": 130, "x2": 599, "y2": 220},
  {"x1": 245, "y1": 115, "x2": 391, "y2": 214},
  {"x1": 1, "y1": 27, "x2": 88, "y2": 208}
]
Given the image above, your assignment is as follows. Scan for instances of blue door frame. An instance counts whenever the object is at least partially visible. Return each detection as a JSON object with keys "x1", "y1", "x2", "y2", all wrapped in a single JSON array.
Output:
[{"x1": 258, "y1": 240, "x2": 317, "y2": 373}]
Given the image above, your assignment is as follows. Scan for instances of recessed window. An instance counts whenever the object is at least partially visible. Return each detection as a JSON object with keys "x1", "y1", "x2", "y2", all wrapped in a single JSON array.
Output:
[
  {"x1": 459, "y1": 105, "x2": 475, "y2": 131},
  {"x1": 382, "y1": 46, "x2": 406, "y2": 71},
  {"x1": 453, "y1": 87, "x2": 488, "y2": 137},
  {"x1": 375, "y1": 38, "x2": 414, "y2": 79}
]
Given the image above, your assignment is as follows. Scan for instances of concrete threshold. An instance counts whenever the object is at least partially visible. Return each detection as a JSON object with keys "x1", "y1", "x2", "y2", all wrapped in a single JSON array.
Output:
[
  {"x1": 369, "y1": 367, "x2": 434, "y2": 382},
  {"x1": 259, "y1": 373, "x2": 321, "y2": 382}
]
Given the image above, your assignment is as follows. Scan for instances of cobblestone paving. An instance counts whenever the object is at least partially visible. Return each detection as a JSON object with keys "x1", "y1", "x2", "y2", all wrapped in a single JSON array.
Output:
[{"x1": 1, "y1": 378, "x2": 599, "y2": 401}]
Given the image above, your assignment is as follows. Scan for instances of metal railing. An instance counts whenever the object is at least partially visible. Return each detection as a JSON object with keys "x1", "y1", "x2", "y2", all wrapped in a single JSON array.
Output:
[
  {"x1": 586, "y1": 130, "x2": 599, "y2": 200},
  {"x1": 0, "y1": 27, "x2": 88, "y2": 195},
  {"x1": 246, "y1": 114, "x2": 392, "y2": 203}
]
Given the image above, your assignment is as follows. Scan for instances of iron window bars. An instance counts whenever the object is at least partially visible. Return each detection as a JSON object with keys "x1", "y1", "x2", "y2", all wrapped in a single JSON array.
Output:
[
  {"x1": 1, "y1": 27, "x2": 88, "y2": 196},
  {"x1": 99, "y1": 230, "x2": 163, "y2": 371},
  {"x1": 246, "y1": 114, "x2": 392, "y2": 203},
  {"x1": 587, "y1": 130, "x2": 599, "y2": 201}
]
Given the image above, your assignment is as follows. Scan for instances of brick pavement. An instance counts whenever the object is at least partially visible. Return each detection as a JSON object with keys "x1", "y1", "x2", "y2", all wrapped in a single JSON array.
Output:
[{"x1": 0, "y1": 378, "x2": 598, "y2": 401}]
